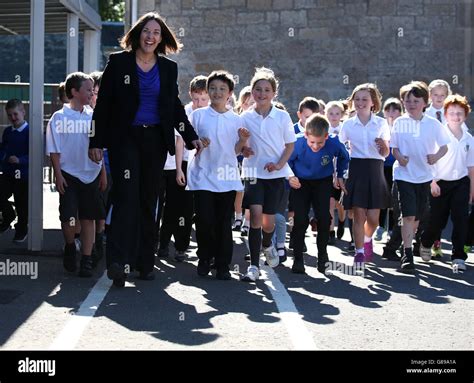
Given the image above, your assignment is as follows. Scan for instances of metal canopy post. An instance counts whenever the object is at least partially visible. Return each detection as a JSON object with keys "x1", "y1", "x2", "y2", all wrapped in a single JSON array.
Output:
[{"x1": 28, "y1": 0, "x2": 45, "y2": 251}]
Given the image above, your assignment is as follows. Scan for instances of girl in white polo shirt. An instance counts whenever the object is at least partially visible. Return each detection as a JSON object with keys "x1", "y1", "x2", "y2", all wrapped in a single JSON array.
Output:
[
  {"x1": 339, "y1": 83, "x2": 391, "y2": 267},
  {"x1": 187, "y1": 70, "x2": 249, "y2": 280},
  {"x1": 419, "y1": 94, "x2": 474, "y2": 272},
  {"x1": 240, "y1": 67, "x2": 296, "y2": 282}
]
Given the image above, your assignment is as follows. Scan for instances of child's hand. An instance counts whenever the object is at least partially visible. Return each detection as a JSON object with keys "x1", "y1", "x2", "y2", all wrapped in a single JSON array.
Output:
[
  {"x1": 264, "y1": 162, "x2": 281, "y2": 172},
  {"x1": 176, "y1": 168, "x2": 186, "y2": 186},
  {"x1": 375, "y1": 138, "x2": 388, "y2": 155},
  {"x1": 241, "y1": 146, "x2": 254, "y2": 158},
  {"x1": 336, "y1": 178, "x2": 347, "y2": 194},
  {"x1": 427, "y1": 153, "x2": 439, "y2": 165},
  {"x1": 289, "y1": 176, "x2": 301, "y2": 189},
  {"x1": 55, "y1": 173, "x2": 68, "y2": 195},
  {"x1": 430, "y1": 181, "x2": 441, "y2": 197},
  {"x1": 238, "y1": 127, "x2": 251, "y2": 140},
  {"x1": 192, "y1": 139, "x2": 204, "y2": 156},
  {"x1": 398, "y1": 156, "x2": 409, "y2": 167},
  {"x1": 88, "y1": 149, "x2": 103, "y2": 163},
  {"x1": 7, "y1": 156, "x2": 19, "y2": 164}
]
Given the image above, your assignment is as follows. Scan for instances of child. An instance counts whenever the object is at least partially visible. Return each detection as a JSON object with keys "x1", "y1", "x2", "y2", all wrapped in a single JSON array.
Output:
[
  {"x1": 424, "y1": 79, "x2": 461, "y2": 257},
  {"x1": 46, "y1": 72, "x2": 107, "y2": 277},
  {"x1": 288, "y1": 114, "x2": 349, "y2": 274},
  {"x1": 89, "y1": 71, "x2": 109, "y2": 267},
  {"x1": 375, "y1": 97, "x2": 403, "y2": 241},
  {"x1": 233, "y1": 85, "x2": 255, "y2": 234},
  {"x1": 184, "y1": 75, "x2": 210, "y2": 116},
  {"x1": 391, "y1": 81, "x2": 449, "y2": 272},
  {"x1": 426, "y1": 79, "x2": 451, "y2": 124},
  {"x1": 187, "y1": 70, "x2": 248, "y2": 279},
  {"x1": 240, "y1": 67, "x2": 296, "y2": 282},
  {"x1": 339, "y1": 83, "x2": 391, "y2": 266},
  {"x1": 289, "y1": 96, "x2": 321, "y2": 236},
  {"x1": 0, "y1": 99, "x2": 29, "y2": 242},
  {"x1": 419, "y1": 94, "x2": 474, "y2": 272},
  {"x1": 326, "y1": 100, "x2": 347, "y2": 241},
  {"x1": 293, "y1": 97, "x2": 320, "y2": 137}
]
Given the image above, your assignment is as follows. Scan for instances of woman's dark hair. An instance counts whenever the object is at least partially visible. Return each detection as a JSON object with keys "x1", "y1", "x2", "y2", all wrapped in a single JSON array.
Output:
[{"x1": 120, "y1": 12, "x2": 182, "y2": 55}]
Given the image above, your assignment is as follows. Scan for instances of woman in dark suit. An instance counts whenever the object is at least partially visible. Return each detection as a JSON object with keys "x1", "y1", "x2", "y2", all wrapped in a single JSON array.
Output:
[{"x1": 89, "y1": 12, "x2": 202, "y2": 286}]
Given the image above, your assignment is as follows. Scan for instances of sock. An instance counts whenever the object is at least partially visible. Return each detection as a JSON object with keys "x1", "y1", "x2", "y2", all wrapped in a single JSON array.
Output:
[
  {"x1": 277, "y1": 242, "x2": 285, "y2": 256},
  {"x1": 235, "y1": 213, "x2": 242, "y2": 220},
  {"x1": 249, "y1": 228, "x2": 262, "y2": 267},
  {"x1": 356, "y1": 248, "x2": 364, "y2": 254},
  {"x1": 262, "y1": 229, "x2": 275, "y2": 248},
  {"x1": 338, "y1": 219, "x2": 345, "y2": 227},
  {"x1": 364, "y1": 235, "x2": 372, "y2": 243}
]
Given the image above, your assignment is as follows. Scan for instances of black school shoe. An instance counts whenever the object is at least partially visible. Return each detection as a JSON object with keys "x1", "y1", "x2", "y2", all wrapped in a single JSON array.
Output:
[
  {"x1": 216, "y1": 266, "x2": 232, "y2": 280},
  {"x1": 336, "y1": 221, "x2": 345, "y2": 239},
  {"x1": 317, "y1": 253, "x2": 329, "y2": 274},
  {"x1": 79, "y1": 255, "x2": 93, "y2": 278},
  {"x1": 197, "y1": 259, "x2": 211, "y2": 276},
  {"x1": 291, "y1": 257, "x2": 306, "y2": 274}
]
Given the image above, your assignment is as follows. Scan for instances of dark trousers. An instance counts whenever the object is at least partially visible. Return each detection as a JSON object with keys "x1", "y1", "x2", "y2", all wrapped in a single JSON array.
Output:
[
  {"x1": 292, "y1": 176, "x2": 332, "y2": 258},
  {"x1": 384, "y1": 181, "x2": 402, "y2": 252},
  {"x1": 194, "y1": 190, "x2": 236, "y2": 270},
  {"x1": 107, "y1": 126, "x2": 167, "y2": 274},
  {"x1": 421, "y1": 177, "x2": 470, "y2": 260},
  {"x1": 0, "y1": 174, "x2": 28, "y2": 233},
  {"x1": 467, "y1": 206, "x2": 474, "y2": 246},
  {"x1": 157, "y1": 162, "x2": 193, "y2": 251},
  {"x1": 379, "y1": 166, "x2": 394, "y2": 230}
]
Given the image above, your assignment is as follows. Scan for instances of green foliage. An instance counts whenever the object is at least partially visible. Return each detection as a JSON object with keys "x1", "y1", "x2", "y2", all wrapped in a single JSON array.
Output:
[{"x1": 99, "y1": 0, "x2": 125, "y2": 22}]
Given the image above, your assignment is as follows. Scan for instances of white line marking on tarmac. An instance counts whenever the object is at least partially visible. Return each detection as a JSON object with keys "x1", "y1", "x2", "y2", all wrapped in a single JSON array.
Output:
[
  {"x1": 49, "y1": 271, "x2": 111, "y2": 350},
  {"x1": 261, "y1": 265, "x2": 317, "y2": 350}
]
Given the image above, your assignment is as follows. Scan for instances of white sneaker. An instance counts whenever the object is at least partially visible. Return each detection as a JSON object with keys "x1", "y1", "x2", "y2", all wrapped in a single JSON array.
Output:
[
  {"x1": 452, "y1": 259, "x2": 467, "y2": 272},
  {"x1": 374, "y1": 226, "x2": 385, "y2": 241},
  {"x1": 419, "y1": 245, "x2": 432, "y2": 262},
  {"x1": 263, "y1": 245, "x2": 279, "y2": 268},
  {"x1": 241, "y1": 265, "x2": 260, "y2": 282}
]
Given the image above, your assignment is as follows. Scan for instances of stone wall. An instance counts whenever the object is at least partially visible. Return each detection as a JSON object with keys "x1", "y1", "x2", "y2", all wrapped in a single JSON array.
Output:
[{"x1": 138, "y1": 0, "x2": 473, "y2": 120}]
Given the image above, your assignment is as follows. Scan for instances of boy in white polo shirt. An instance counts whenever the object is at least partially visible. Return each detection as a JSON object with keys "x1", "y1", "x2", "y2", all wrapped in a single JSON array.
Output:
[
  {"x1": 419, "y1": 94, "x2": 474, "y2": 272},
  {"x1": 46, "y1": 72, "x2": 106, "y2": 277},
  {"x1": 187, "y1": 70, "x2": 248, "y2": 280},
  {"x1": 240, "y1": 67, "x2": 296, "y2": 282},
  {"x1": 391, "y1": 81, "x2": 449, "y2": 272}
]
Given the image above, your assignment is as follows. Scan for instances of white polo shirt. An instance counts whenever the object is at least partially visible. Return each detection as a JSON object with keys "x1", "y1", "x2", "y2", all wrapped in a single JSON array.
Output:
[
  {"x1": 241, "y1": 106, "x2": 296, "y2": 179},
  {"x1": 433, "y1": 126, "x2": 474, "y2": 181},
  {"x1": 339, "y1": 114, "x2": 390, "y2": 160},
  {"x1": 45, "y1": 104, "x2": 101, "y2": 184},
  {"x1": 186, "y1": 106, "x2": 244, "y2": 192},
  {"x1": 391, "y1": 114, "x2": 450, "y2": 183}
]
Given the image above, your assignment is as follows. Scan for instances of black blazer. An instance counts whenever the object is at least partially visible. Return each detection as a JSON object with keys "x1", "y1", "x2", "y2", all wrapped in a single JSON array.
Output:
[{"x1": 90, "y1": 50, "x2": 198, "y2": 155}]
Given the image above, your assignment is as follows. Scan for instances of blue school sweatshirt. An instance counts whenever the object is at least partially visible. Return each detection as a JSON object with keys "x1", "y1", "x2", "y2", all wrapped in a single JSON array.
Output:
[
  {"x1": 288, "y1": 135, "x2": 349, "y2": 180},
  {"x1": 1, "y1": 123, "x2": 29, "y2": 180}
]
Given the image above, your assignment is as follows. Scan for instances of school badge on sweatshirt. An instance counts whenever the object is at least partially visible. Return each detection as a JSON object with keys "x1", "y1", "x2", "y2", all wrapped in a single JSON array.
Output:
[{"x1": 321, "y1": 155, "x2": 331, "y2": 166}]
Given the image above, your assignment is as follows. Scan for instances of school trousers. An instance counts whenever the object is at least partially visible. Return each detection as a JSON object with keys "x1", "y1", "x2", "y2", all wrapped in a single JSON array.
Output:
[{"x1": 421, "y1": 177, "x2": 470, "y2": 260}]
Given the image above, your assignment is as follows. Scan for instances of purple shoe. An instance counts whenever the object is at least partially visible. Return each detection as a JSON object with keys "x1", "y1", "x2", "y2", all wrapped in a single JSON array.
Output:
[
  {"x1": 353, "y1": 252, "x2": 365, "y2": 267},
  {"x1": 364, "y1": 240, "x2": 373, "y2": 262}
]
